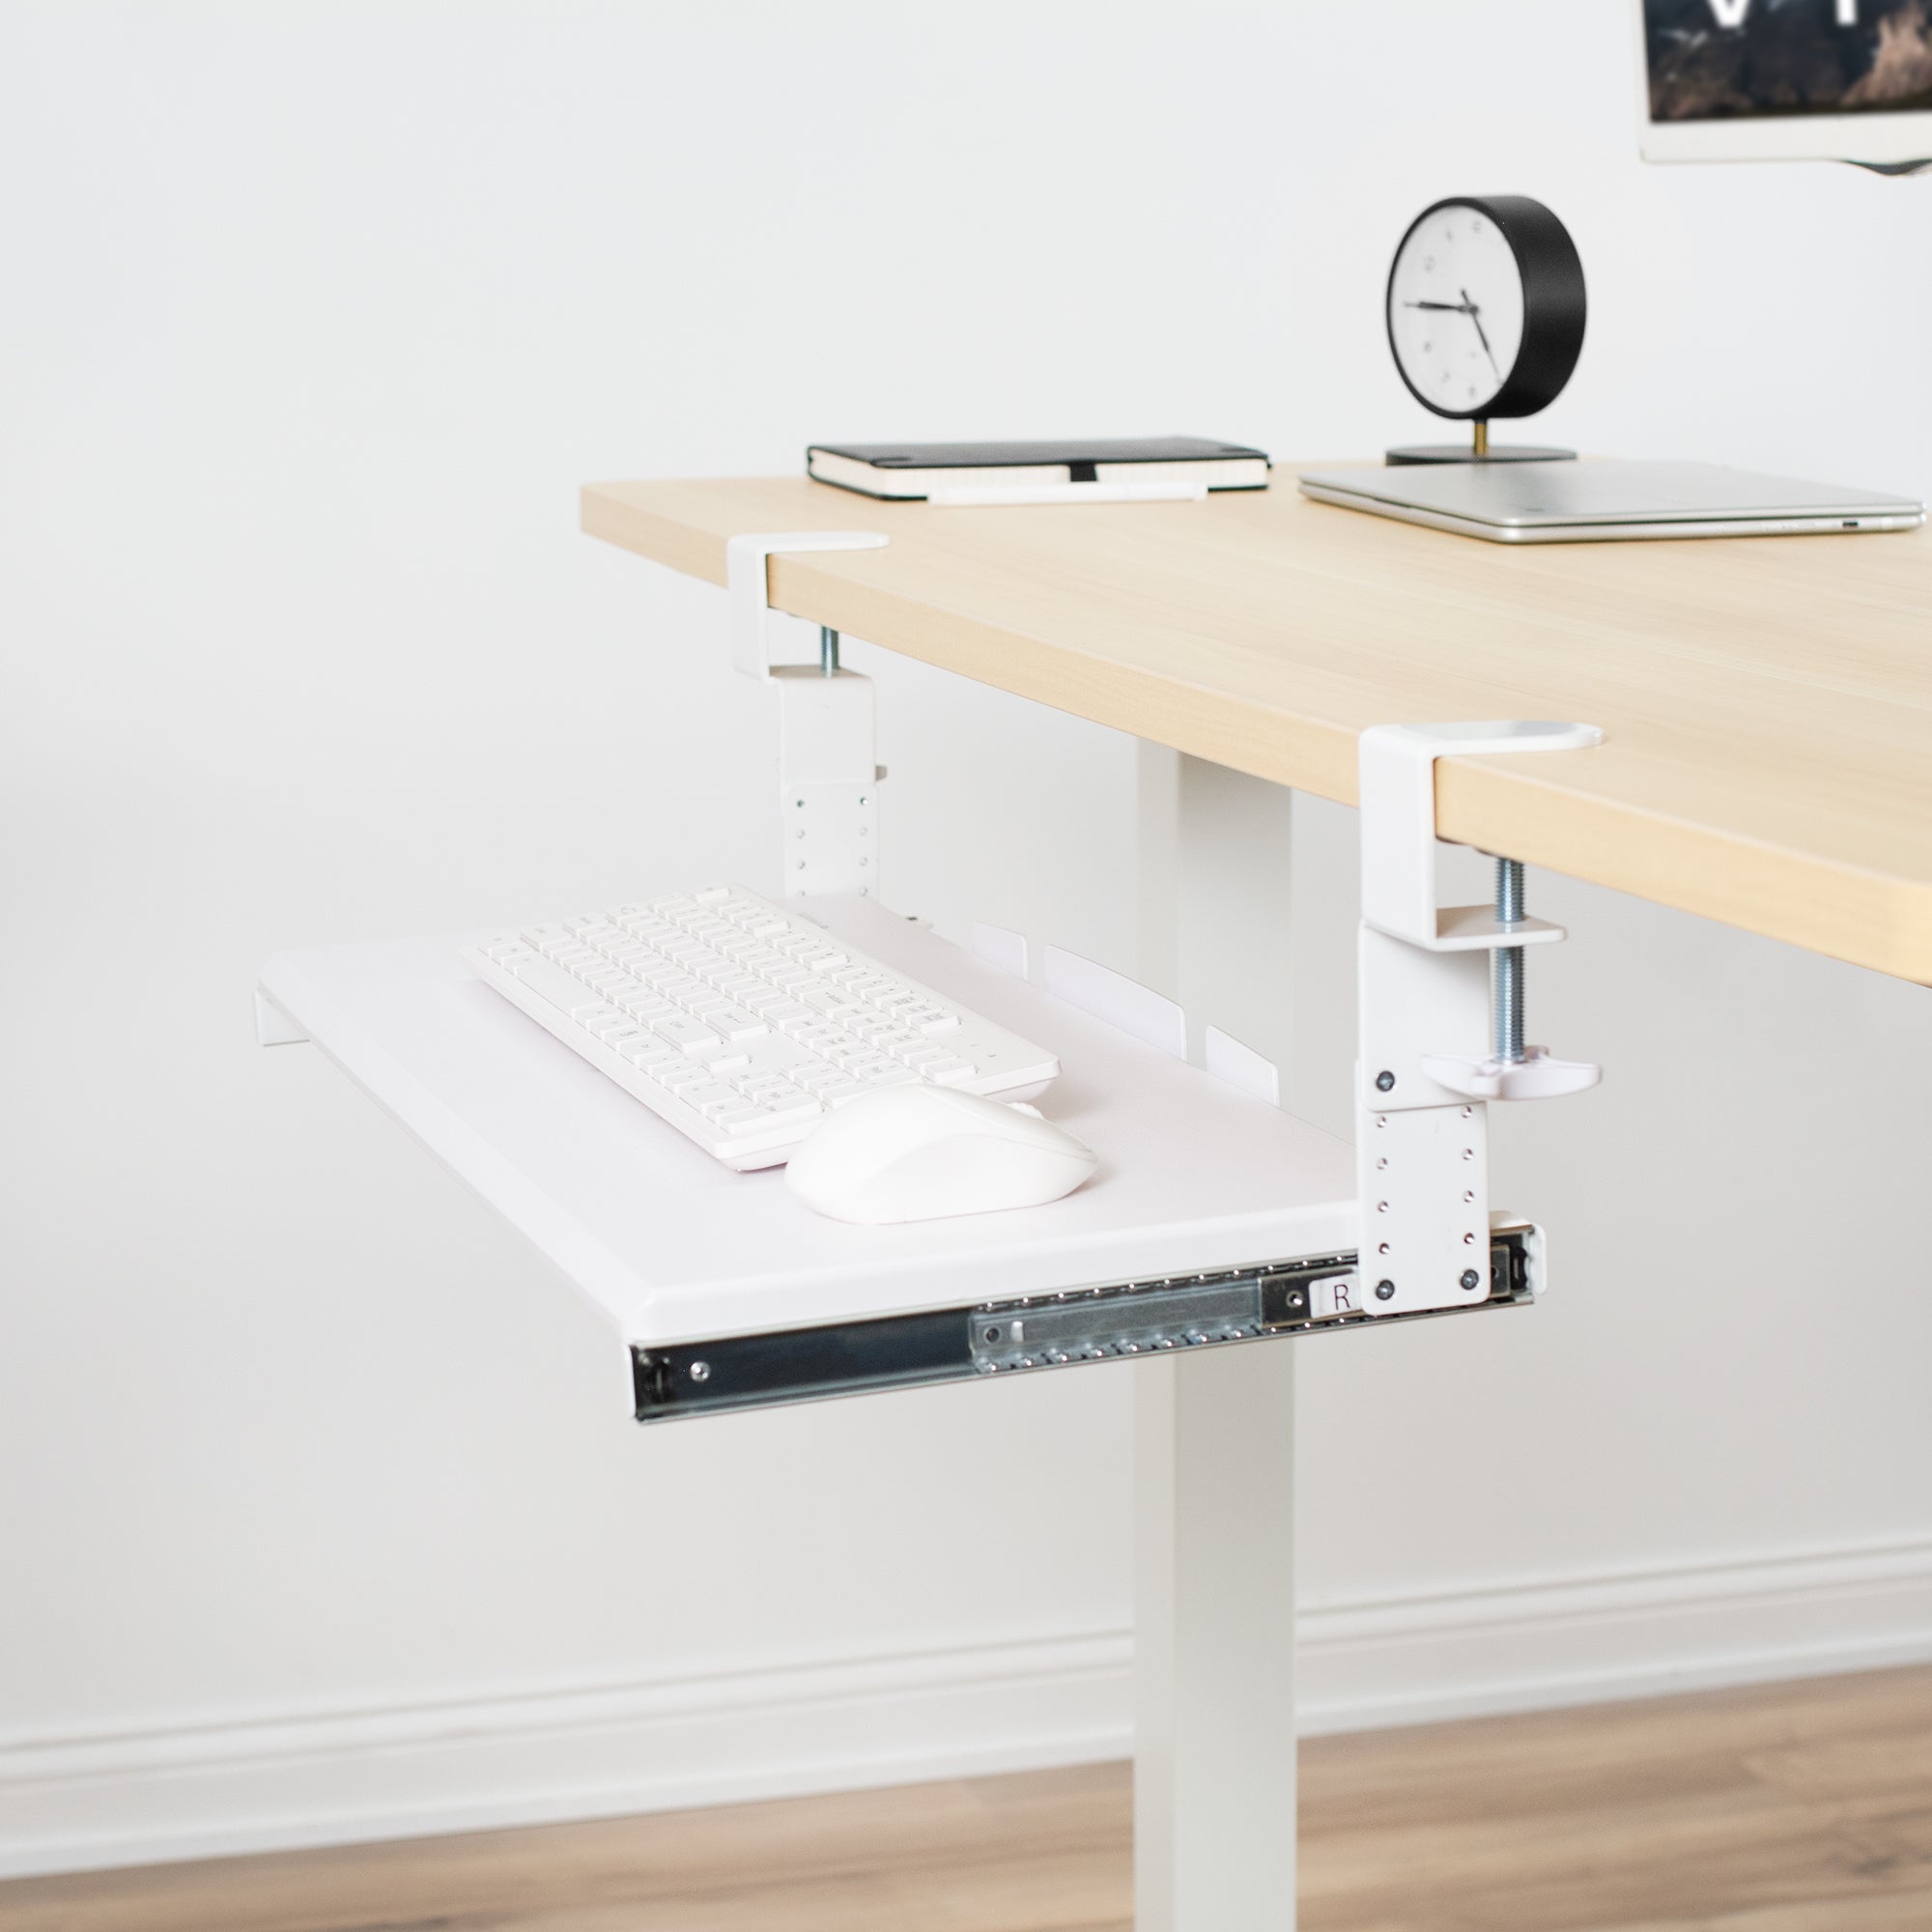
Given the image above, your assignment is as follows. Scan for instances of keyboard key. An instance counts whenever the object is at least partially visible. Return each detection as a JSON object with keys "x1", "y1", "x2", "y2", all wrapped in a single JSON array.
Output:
[
  {"x1": 654, "y1": 1016, "x2": 722, "y2": 1053},
  {"x1": 504, "y1": 955, "x2": 609, "y2": 1018},
  {"x1": 619, "y1": 993, "x2": 678, "y2": 1019},
  {"x1": 923, "y1": 1057, "x2": 977, "y2": 1086},
  {"x1": 744, "y1": 1078, "x2": 807, "y2": 1104},
  {"x1": 709, "y1": 1007, "x2": 768, "y2": 1040}
]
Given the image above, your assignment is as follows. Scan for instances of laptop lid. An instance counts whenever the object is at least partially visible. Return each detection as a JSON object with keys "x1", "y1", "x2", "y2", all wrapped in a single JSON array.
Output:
[{"x1": 1296, "y1": 460, "x2": 1922, "y2": 530}]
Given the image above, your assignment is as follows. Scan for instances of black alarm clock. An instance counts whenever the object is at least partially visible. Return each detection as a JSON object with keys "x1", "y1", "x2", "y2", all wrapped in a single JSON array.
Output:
[{"x1": 1384, "y1": 195, "x2": 1586, "y2": 465}]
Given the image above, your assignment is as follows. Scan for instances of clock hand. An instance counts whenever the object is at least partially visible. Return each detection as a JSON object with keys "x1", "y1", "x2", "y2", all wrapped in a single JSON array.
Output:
[
  {"x1": 1460, "y1": 286, "x2": 1502, "y2": 384},
  {"x1": 1404, "y1": 299, "x2": 1470, "y2": 312}
]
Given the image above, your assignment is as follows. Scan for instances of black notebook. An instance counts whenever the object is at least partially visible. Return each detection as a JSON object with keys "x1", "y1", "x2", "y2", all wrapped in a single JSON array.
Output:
[{"x1": 807, "y1": 437, "x2": 1270, "y2": 500}]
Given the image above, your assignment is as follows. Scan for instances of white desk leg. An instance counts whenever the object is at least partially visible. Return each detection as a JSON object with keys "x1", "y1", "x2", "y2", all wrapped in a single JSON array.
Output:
[
  {"x1": 1135, "y1": 750, "x2": 1300, "y2": 1931},
  {"x1": 1136, "y1": 1344, "x2": 1296, "y2": 1931}
]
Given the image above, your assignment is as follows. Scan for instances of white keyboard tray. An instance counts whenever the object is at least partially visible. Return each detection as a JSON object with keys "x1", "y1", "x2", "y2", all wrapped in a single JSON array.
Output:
[{"x1": 259, "y1": 897, "x2": 1356, "y2": 1348}]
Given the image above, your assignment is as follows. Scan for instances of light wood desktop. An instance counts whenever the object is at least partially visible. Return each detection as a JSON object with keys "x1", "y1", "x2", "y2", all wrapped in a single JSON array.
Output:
[{"x1": 583, "y1": 470, "x2": 1932, "y2": 983}]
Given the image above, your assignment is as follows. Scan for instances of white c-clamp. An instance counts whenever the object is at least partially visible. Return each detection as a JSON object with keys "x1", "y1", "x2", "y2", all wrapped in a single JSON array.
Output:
[
  {"x1": 1355, "y1": 721, "x2": 1604, "y2": 1315},
  {"x1": 725, "y1": 530, "x2": 889, "y2": 899}
]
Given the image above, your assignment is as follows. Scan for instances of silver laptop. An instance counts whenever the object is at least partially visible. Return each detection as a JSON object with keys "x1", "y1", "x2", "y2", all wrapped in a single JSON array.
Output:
[{"x1": 1296, "y1": 460, "x2": 1924, "y2": 545}]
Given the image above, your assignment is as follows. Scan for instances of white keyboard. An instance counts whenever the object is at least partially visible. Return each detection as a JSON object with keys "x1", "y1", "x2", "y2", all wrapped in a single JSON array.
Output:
[{"x1": 467, "y1": 887, "x2": 1060, "y2": 1170}]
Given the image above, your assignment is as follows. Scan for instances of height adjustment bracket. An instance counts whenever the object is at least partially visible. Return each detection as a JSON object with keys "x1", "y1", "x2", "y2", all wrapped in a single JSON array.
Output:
[
  {"x1": 1355, "y1": 721, "x2": 1605, "y2": 1316},
  {"x1": 724, "y1": 530, "x2": 891, "y2": 899}
]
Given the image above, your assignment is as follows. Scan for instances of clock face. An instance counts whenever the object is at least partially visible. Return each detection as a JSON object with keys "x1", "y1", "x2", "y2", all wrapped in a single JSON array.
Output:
[{"x1": 1387, "y1": 203, "x2": 1528, "y2": 419}]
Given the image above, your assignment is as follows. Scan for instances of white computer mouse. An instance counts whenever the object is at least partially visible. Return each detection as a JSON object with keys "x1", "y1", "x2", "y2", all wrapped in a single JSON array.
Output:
[{"x1": 784, "y1": 1084, "x2": 1099, "y2": 1225}]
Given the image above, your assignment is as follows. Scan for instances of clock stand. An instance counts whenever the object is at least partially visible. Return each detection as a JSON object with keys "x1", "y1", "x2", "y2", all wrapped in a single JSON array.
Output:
[{"x1": 1385, "y1": 418, "x2": 1577, "y2": 466}]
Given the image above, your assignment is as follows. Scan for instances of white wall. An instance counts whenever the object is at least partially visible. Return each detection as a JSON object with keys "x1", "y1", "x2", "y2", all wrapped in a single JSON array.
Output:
[{"x1": 4, "y1": 0, "x2": 1931, "y2": 1878}]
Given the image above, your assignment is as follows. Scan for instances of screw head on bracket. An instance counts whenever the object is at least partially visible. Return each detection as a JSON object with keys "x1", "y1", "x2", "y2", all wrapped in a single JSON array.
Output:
[
  {"x1": 1375, "y1": 1070, "x2": 1396, "y2": 1093},
  {"x1": 1460, "y1": 1269, "x2": 1481, "y2": 1291},
  {"x1": 1375, "y1": 1280, "x2": 1397, "y2": 1301},
  {"x1": 689, "y1": 1361, "x2": 711, "y2": 1382}
]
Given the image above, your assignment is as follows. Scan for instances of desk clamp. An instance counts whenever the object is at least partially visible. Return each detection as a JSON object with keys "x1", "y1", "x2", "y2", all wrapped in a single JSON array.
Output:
[
  {"x1": 725, "y1": 530, "x2": 890, "y2": 899},
  {"x1": 1355, "y1": 721, "x2": 1605, "y2": 1316}
]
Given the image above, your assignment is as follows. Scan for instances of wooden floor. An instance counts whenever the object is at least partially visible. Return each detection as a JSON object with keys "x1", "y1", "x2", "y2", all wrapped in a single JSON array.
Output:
[{"x1": 7, "y1": 1664, "x2": 1932, "y2": 1932}]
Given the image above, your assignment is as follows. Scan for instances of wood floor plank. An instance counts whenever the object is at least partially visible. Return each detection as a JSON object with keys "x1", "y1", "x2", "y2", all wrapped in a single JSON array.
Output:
[{"x1": 4, "y1": 1666, "x2": 1931, "y2": 1932}]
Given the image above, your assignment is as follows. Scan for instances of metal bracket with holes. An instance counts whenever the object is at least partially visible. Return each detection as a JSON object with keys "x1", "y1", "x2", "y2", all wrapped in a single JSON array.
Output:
[
  {"x1": 724, "y1": 530, "x2": 891, "y2": 899},
  {"x1": 1355, "y1": 721, "x2": 1605, "y2": 1316}
]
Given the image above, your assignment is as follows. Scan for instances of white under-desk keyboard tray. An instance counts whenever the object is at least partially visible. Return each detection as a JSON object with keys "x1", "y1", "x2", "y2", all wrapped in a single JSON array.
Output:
[{"x1": 260, "y1": 896, "x2": 1357, "y2": 1347}]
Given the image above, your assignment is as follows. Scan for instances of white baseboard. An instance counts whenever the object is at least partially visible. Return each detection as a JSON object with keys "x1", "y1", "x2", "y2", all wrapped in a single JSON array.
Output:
[
  {"x1": 1296, "y1": 1535, "x2": 1932, "y2": 1733},
  {"x1": 6, "y1": 1536, "x2": 1931, "y2": 1881},
  {"x1": 0, "y1": 1633, "x2": 1130, "y2": 1883}
]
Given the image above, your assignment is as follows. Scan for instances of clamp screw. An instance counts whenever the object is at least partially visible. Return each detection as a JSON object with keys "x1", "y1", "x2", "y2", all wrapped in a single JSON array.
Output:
[
  {"x1": 1375, "y1": 1069, "x2": 1396, "y2": 1093},
  {"x1": 1460, "y1": 1269, "x2": 1481, "y2": 1291},
  {"x1": 689, "y1": 1361, "x2": 710, "y2": 1382},
  {"x1": 1493, "y1": 858, "x2": 1526, "y2": 1065},
  {"x1": 1375, "y1": 1280, "x2": 1396, "y2": 1301}
]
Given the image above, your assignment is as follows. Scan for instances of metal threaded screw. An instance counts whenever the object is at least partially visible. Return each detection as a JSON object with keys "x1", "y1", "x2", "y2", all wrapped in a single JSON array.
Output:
[
  {"x1": 819, "y1": 626, "x2": 839, "y2": 676},
  {"x1": 1492, "y1": 858, "x2": 1525, "y2": 1065}
]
